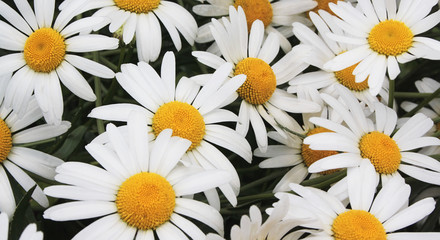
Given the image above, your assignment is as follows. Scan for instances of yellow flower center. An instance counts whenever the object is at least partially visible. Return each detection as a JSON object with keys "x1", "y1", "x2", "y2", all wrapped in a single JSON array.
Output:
[
  {"x1": 301, "y1": 127, "x2": 339, "y2": 175},
  {"x1": 332, "y1": 210, "x2": 387, "y2": 240},
  {"x1": 116, "y1": 172, "x2": 175, "y2": 230},
  {"x1": 234, "y1": 58, "x2": 276, "y2": 105},
  {"x1": 24, "y1": 28, "x2": 66, "y2": 73},
  {"x1": 310, "y1": 0, "x2": 339, "y2": 15},
  {"x1": 152, "y1": 101, "x2": 205, "y2": 151},
  {"x1": 234, "y1": 0, "x2": 273, "y2": 29},
  {"x1": 0, "y1": 119, "x2": 12, "y2": 163},
  {"x1": 368, "y1": 20, "x2": 413, "y2": 56},
  {"x1": 334, "y1": 62, "x2": 369, "y2": 92},
  {"x1": 114, "y1": 0, "x2": 160, "y2": 14},
  {"x1": 359, "y1": 131, "x2": 401, "y2": 174}
]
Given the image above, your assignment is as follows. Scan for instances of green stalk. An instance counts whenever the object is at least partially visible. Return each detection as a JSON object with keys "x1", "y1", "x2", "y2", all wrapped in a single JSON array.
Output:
[{"x1": 93, "y1": 52, "x2": 105, "y2": 134}]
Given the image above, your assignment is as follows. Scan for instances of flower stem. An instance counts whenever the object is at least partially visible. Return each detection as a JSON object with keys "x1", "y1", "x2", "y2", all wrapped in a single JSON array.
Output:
[
  {"x1": 93, "y1": 52, "x2": 105, "y2": 134},
  {"x1": 402, "y1": 87, "x2": 440, "y2": 118}
]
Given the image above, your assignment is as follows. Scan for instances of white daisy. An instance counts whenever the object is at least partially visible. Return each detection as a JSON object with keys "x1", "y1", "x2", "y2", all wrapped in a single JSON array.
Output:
[
  {"x1": 278, "y1": 159, "x2": 440, "y2": 240},
  {"x1": 304, "y1": 85, "x2": 440, "y2": 187},
  {"x1": 255, "y1": 109, "x2": 345, "y2": 192},
  {"x1": 206, "y1": 196, "x2": 298, "y2": 240},
  {"x1": 193, "y1": 6, "x2": 321, "y2": 152},
  {"x1": 0, "y1": 0, "x2": 118, "y2": 124},
  {"x1": 60, "y1": 0, "x2": 197, "y2": 62},
  {"x1": 401, "y1": 77, "x2": 440, "y2": 155},
  {"x1": 88, "y1": 51, "x2": 251, "y2": 208},
  {"x1": 193, "y1": 0, "x2": 317, "y2": 53},
  {"x1": 323, "y1": 0, "x2": 440, "y2": 95},
  {"x1": 0, "y1": 76, "x2": 69, "y2": 217},
  {"x1": 0, "y1": 212, "x2": 43, "y2": 240},
  {"x1": 44, "y1": 114, "x2": 231, "y2": 239},
  {"x1": 288, "y1": 10, "x2": 390, "y2": 103}
]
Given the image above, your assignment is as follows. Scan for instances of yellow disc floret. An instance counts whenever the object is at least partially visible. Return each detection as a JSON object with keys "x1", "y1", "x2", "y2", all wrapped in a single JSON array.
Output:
[
  {"x1": 310, "y1": 0, "x2": 339, "y2": 16},
  {"x1": 116, "y1": 172, "x2": 175, "y2": 230},
  {"x1": 152, "y1": 101, "x2": 205, "y2": 151},
  {"x1": 234, "y1": 58, "x2": 276, "y2": 105},
  {"x1": 234, "y1": 0, "x2": 273, "y2": 29},
  {"x1": 301, "y1": 127, "x2": 339, "y2": 175},
  {"x1": 359, "y1": 131, "x2": 401, "y2": 174},
  {"x1": 368, "y1": 20, "x2": 413, "y2": 56},
  {"x1": 114, "y1": 0, "x2": 160, "y2": 14},
  {"x1": 334, "y1": 62, "x2": 369, "y2": 92},
  {"x1": 332, "y1": 210, "x2": 387, "y2": 240},
  {"x1": 24, "y1": 28, "x2": 66, "y2": 73},
  {"x1": 0, "y1": 119, "x2": 12, "y2": 163}
]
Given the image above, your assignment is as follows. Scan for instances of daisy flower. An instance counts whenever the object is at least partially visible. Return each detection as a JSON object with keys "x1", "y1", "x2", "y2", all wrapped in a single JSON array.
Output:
[
  {"x1": 323, "y1": 0, "x2": 440, "y2": 95},
  {"x1": 193, "y1": 0, "x2": 317, "y2": 53},
  {"x1": 304, "y1": 85, "x2": 440, "y2": 187},
  {"x1": 60, "y1": 0, "x2": 197, "y2": 62},
  {"x1": 0, "y1": 0, "x2": 118, "y2": 124},
  {"x1": 278, "y1": 159, "x2": 440, "y2": 240},
  {"x1": 44, "y1": 114, "x2": 231, "y2": 239},
  {"x1": 255, "y1": 107, "x2": 345, "y2": 192},
  {"x1": 88, "y1": 51, "x2": 252, "y2": 208},
  {"x1": 288, "y1": 10, "x2": 390, "y2": 102},
  {"x1": 206, "y1": 197, "x2": 299, "y2": 240},
  {"x1": 0, "y1": 212, "x2": 43, "y2": 240},
  {"x1": 0, "y1": 76, "x2": 69, "y2": 217},
  {"x1": 193, "y1": 6, "x2": 321, "y2": 152},
  {"x1": 401, "y1": 77, "x2": 440, "y2": 155}
]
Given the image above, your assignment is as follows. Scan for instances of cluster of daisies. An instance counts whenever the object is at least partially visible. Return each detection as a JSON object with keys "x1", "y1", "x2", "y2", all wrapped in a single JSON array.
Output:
[{"x1": 0, "y1": 0, "x2": 440, "y2": 239}]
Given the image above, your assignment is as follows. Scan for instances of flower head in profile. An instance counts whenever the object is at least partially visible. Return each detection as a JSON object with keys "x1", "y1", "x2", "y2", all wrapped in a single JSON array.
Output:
[
  {"x1": 288, "y1": 10, "x2": 390, "y2": 103},
  {"x1": 193, "y1": 6, "x2": 321, "y2": 152},
  {"x1": 89, "y1": 51, "x2": 252, "y2": 208},
  {"x1": 278, "y1": 159, "x2": 440, "y2": 240},
  {"x1": 206, "y1": 197, "x2": 297, "y2": 240},
  {"x1": 0, "y1": 212, "x2": 43, "y2": 240},
  {"x1": 193, "y1": 0, "x2": 317, "y2": 53},
  {"x1": 304, "y1": 85, "x2": 440, "y2": 188},
  {"x1": 0, "y1": 0, "x2": 118, "y2": 124},
  {"x1": 323, "y1": 0, "x2": 440, "y2": 95},
  {"x1": 60, "y1": 0, "x2": 197, "y2": 62},
  {"x1": 44, "y1": 113, "x2": 231, "y2": 239},
  {"x1": 0, "y1": 74, "x2": 69, "y2": 217}
]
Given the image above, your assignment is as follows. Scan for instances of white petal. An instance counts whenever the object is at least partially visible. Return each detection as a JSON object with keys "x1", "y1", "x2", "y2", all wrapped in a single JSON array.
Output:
[
  {"x1": 173, "y1": 170, "x2": 230, "y2": 196},
  {"x1": 382, "y1": 198, "x2": 436, "y2": 232},
  {"x1": 308, "y1": 153, "x2": 362, "y2": 173},
  {"x1": 43, "y1": 201, "x2": 117, "y2": 221},
  {"x1": 65, "y1": 54, "x2": 114, "y2": 79},
  {"x1": 65, "y1": 35, "x2": 119, "y2": 52},
  {"x1": 56, "y1": 61, "x2": 96, "y2": 101}
]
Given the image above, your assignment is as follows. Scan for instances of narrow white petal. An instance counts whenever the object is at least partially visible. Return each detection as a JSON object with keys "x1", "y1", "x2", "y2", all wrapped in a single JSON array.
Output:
[
  {"x1": 71, "y1": 214, "x2": 120, "y2": 240},
  {"x1": 399, "y1": 164, "x2": 440, "y2": 185},
  {"x1": 43, "y1": 201, "x2": 117, "y2": 221},
  {"x1": 65, "y1": 35, "x2": 119, "y2": 52},
  {"x1": 44, "y1": 185, "x2": 115, "y2": 201},
  {"x1": 170, "y1": 214, "x2": 205, "y2": 240},
  {"x1": 88, "y1": 103, "x2": 152, "y2": 122},
  {"x1": 0, "y1": 53, "x2": 26, "y2": 77},
  {"x1": 156, "y1": 221, "x2": 188, "y2": 240},
  {"x1": 0, "y1": 166, "x2": 16, "y2": 216},
  {"x1": 308, "y1": 153, "x2": 362, "y2": 173},
  {"x1": 57, "y1": 61, "x2": 96, "y2": 101},
  {"x1": 173, "y1": 170, "x2": 230, "y2": 196},
  {"x1": 65, "y1": 54, "x2": 114, "y2": 79},
  {"x1": 382, "y1": 198, "x2": 436, "y2": 232}
]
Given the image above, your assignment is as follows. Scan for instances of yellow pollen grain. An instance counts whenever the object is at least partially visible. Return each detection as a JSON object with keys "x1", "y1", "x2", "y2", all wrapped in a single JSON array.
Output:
[
  {"x1": 310, "y1": 0, "x2": 339, "y2": 16},
  {"x1": 332, "y1": 210, "x2": 387, "y2": 240},
  {"x1": 0, "y1": 119, "x2": 12, "y2": 163},
  {"x1": 152, "y1": 101, "x2": 205, "y2": 151},
  {"x1": 234, "y1": 58, "x2": 276, "y2": 105},
  {"x1": 116, "y1": 172, "x2": 175, "y2": 230},
  {"x1": 334, "y1": 62, "x2": 369, "y2": 92},
  {"x1": 24, "y1": 28, "x2": 66, "y2": 73},
  {"x1": 114, "y1": 0, "x2": 160, "y2": 14},
  {"x1": 234, "y1": 0, "x2": 273, "y2": 29},
  {"x1": 301, "y1": 127, "x2": 339, "y2": 175},
  {"x1": 368, "y1": 20, "x2": 413, "y2": 56},
  {"x1": 359, "y1": 131, "x2": 401, "y2": 174}
]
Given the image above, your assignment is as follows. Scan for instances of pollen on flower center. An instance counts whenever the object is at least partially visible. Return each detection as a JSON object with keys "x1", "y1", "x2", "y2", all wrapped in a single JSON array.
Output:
[
  {"x1": 116, "y1": 172, "x2": 175, "y2": 230},
  {"x1": 301, "y1": 127, "x2": 339, "y2": 175},
  {"x1": 332, "y1": 210, "x2": 387, "y2": 240},
  {"x1": 310, "y1": 0, "x2": 339, "y2": 15},
  {"x1": 334, "y1": 62, "x2": 369, "y2": 92},
  {"x1": 368, "y1": 20, "x2": 413, "y2": 56},
  {"x1": 234, "y1": 0, "x2": 273, "y2": 29},
  {"x1": 0, "y1": 119, "x2": 12, "y2": 163},
  {"x1": 24, "y1": 28, "x2": 66, "y2": 73},
  {"x1": 152, "y1": 101, "x2": 205, "y2": 151},
  {"x1": 234, "y1": 58, "x2": 276, "y2": 105},
  {"x1": 359, "y1": 131, "x2": 401, "y2": 174},
  {"x1": 114, "y1": 0, "x2": 160, "y2": 14}
]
